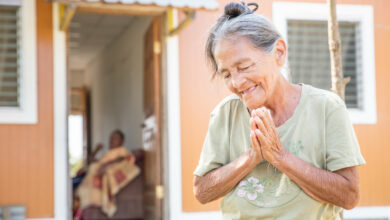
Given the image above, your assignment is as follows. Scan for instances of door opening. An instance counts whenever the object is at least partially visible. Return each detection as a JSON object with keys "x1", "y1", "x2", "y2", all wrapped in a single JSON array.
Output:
[{"x1": 66, "y1": 11, "x2": 165, "y2": 220}]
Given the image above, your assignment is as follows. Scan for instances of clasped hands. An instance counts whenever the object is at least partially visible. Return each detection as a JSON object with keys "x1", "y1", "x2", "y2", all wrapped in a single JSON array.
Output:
[{"x1": 249, "y1": 108, "x2": 286, "y2": 166}]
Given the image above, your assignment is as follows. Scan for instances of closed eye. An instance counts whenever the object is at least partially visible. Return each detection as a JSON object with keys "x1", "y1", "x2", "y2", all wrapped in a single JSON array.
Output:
[{"x1": 238, "y1": 64, "x2": 253, "y2": 72}]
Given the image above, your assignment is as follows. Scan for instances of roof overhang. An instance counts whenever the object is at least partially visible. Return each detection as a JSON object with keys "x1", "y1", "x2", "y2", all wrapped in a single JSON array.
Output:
[
  {"x1": 52, "y1": 0, "x2": 219, "y2": 33},
  {"x1": 52, "y1": 0, "x2": 219, "y2": 16}
]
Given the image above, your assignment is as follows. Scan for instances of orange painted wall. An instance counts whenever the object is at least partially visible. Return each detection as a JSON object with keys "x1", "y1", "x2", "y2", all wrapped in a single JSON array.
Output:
[
  {"x1": 179, "y1": 0, "x2": 390, "y2": 212},
  {"x1": 0, "y1": 0, "x2": 54, "y2": 218}
]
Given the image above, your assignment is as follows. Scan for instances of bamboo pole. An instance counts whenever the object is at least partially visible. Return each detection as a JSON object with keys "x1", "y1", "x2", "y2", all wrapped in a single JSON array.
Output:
[{"x1": 327, "y1": 0, "x2": 350, "y2": 100}]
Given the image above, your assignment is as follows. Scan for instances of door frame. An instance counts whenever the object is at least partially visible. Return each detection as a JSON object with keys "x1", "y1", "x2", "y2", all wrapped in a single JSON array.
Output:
[
  {"x1": 53, "y1": 3, "x2": 70, "y2": 220},
  {"x1": 52, "y1": 2, "x2": 171, "y2": 220}
]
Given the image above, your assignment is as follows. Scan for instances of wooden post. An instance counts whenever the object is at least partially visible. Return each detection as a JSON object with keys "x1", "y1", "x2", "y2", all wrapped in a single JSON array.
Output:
[{"x1": 327, "y1": 0, "x2": 350, "y2": 100}]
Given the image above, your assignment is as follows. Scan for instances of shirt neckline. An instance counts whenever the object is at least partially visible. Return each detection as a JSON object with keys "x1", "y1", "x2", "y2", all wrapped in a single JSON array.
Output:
[
  {"x1": 276, "y1": 83, "x2": 306, "y2": 132},
  {"x1": 243, "y1": 84, "x2": 306, "y2": 132}
]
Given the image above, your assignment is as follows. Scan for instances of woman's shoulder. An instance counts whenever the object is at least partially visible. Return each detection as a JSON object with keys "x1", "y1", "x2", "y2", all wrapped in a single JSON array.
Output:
[
  {"x1": 303, "y1": 84, "x2": 346, "y2": 111},
  {"x1": 210, "y1": 94, "x2": 244, "y2": 116}
]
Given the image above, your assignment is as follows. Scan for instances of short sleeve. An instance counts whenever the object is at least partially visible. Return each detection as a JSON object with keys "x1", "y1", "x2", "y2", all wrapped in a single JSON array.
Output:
[
  {"x1": 325, "y1": 99, "x2": 366, "y2": 172},
  {"x1": 193, "y1": 103, "x2": 231, "y2": 177}
]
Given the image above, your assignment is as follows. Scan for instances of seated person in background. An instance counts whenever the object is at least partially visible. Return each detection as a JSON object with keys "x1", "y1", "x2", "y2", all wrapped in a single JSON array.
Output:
[
  {"x1": 75, "y1": 130, "x2": 141, "y2": 218},
  {"x1": 72, "y1": 143, "x2": 103, "y2": 190}
]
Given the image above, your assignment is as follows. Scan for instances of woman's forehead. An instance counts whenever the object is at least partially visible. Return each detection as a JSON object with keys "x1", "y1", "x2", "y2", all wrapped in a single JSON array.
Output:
[
  {"x1": 215, "y1": 37, "x2": 252, "y2": 54},
  {"x1": 214, "y1": 38, "x2": 263, "y2": 67}
]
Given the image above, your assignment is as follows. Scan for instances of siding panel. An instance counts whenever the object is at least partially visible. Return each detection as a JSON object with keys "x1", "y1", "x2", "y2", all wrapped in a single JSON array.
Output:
[{"x1": 0, "y1": 0, "x2": 54, "y2": 218}]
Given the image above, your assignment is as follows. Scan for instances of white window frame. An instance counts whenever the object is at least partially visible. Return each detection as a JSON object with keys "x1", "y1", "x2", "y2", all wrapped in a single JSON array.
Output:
[
  {"x1": 0, "y1": 0, "x2": 37, "y2": 124},
  {"x1": 273, "y1": 2, "x2": 377, "y2": 124}
]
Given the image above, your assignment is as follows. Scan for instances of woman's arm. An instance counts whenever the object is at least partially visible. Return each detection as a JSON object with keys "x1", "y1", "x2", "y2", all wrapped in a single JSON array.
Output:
[
  {"x1": 88, "y1": 143, "x2": 104, "y2": 164},
  {"x1": 253, "y1": 108, "x2": 360, "y2": 209},
  {"x1": 194, "y1": 149, "x2": 258, "y2": 204},
  {"x1": 277, "y1": 152, "x2": 360, "y2": 209},
  {"x1": 97, "y1": 156, "x2": 127, "y2": 175},
  {"x1": 194, "y1": 118, "x2": 264, "y2": 204}
]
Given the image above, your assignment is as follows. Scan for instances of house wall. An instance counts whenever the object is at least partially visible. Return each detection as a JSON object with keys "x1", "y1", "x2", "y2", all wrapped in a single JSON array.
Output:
[
  {"x1": 0, "y1": 0, "x2": 54, "y2": 218},
  {"x1": 84, "y1": 17, "x2": 152, "y2": 155},
  {"x1": 179, "y1": 0, "x2": 390, "y2": 212}
]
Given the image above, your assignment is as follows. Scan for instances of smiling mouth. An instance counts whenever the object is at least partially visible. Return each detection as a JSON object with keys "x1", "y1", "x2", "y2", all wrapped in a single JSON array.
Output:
[{"x1": 242, "y1": 85, "x2": 258, "y2": 97}]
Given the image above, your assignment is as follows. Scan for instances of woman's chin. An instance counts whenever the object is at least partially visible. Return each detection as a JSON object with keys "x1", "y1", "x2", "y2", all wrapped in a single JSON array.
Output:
[
  {"x1": 244, "y1": 100, "x2": 264, "y2": 111},
  {"x1": 242, "y1": 89, "x2": 266, "y2": 110}
]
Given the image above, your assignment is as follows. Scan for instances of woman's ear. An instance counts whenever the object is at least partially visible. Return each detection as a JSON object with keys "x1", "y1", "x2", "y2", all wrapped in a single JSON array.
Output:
[{"x1": 274, "y1": 39, "x2": 287, "y2": 67}]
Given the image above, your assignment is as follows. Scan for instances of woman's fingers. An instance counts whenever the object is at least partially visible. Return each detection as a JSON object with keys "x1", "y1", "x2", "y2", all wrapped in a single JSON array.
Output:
[
  {"x1": 255, "y1": 129, "x2": 267, "y2": 147},
  {"x1": 264, "y1": 109, "x2": 278, "y2": 136},
  {"x1": 253, "y1": 115, "x2": 268, "y2": 137},
  {"x1": 250, "y1": 130, "x2": 264, "y2": 162},
  {"x1": 250, "y1": 117, "x2": 257, "y2": 131},
  {"x1": 250, "y1": 130, "x2": 260, "y2": 148},
  {"x1": 256, "y1": 108, "x2": 273, "y2": 134},
  {"x1": 250, "y1": 108, "x2": 284, "y2": 164}
]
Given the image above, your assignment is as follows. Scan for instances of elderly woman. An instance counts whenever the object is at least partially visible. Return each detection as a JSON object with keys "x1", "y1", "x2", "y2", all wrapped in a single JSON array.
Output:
[{"x1": 193, "y1": 2, "x2": 365, "y2": 219}]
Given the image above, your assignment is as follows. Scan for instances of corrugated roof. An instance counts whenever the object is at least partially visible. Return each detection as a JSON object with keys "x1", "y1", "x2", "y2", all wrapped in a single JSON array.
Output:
[{"x1": 63, "y1": 0, "x2": 219, "y2": 10}]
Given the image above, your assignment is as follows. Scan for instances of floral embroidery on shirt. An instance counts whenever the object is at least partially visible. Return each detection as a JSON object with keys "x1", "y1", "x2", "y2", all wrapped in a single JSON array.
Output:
[
  {"x1": 237, "y1": 177, "x2": 265, "y2": 200},
  {"x1": 236, "y1": 172, "x2": 302, "y2": 208},
  {"x1": 233, "y1": 141, "x2": 305, "y2": 208},
  {"x1": 289, "y1": 140, "x2": 304, "y2": 156}
]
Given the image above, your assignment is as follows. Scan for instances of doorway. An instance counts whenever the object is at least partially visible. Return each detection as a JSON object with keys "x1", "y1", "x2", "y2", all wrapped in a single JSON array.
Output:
[{"x1": 67, "y1": 11, "x2": 166, "y2": 220}]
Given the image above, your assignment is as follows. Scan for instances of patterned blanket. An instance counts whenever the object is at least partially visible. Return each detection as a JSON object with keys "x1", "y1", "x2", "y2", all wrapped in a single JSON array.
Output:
[{"x1": 77, "y1": 147, "x2": 140, "y2": 217}]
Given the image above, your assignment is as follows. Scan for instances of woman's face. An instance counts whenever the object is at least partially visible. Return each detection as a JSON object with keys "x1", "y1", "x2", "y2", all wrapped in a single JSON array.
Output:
[
  {"x1": 109, "y1": 132, "x2": 123, "y2": 149},
  {"x1": 214, "y1": 36, "x2": 285, "y2": 110}
]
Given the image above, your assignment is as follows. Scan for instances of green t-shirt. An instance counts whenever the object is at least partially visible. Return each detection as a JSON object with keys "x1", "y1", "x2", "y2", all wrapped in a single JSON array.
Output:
[{"x1": 194, "y1": 84, "x2": 366, "y2": 220}]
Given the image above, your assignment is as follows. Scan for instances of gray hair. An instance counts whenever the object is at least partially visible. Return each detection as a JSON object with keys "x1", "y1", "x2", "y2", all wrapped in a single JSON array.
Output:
[{"x1": 206, "y1": 1, "x2": 283, "y2": 78}]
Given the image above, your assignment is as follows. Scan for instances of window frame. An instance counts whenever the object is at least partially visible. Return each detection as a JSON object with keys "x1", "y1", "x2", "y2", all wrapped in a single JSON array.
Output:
[
  {"x1": 0, "y1": 0, "x2": 37, "y2": 124},
  {"x1": 273, "y1": 2, "x2": 377, "y2": 124}
]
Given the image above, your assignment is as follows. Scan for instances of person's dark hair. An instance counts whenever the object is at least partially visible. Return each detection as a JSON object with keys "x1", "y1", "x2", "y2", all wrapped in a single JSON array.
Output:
[
  {"x1": 112, "y1": 129, "x2": 125, "y2": 141},
  {"x1": 206, "y1": 1, "x2": 282, "y2": 78}
]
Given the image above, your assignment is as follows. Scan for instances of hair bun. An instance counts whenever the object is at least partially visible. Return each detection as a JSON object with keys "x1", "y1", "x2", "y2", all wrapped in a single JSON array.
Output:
[
  {"x1": 224, "y1": 1, "x2": 259, "y2": 19},
  {"x1": 224, "y1": 2, "x2": 247, "y2": 18}
]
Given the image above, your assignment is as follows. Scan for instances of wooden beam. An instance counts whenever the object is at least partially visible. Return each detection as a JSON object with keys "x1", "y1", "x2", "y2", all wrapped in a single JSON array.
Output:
[
  {"x1": 50, "y1": 1, "x2": 218, "y2": 13},
  {"x1": 168, "y1": 10, "x2": 195, "y2": 36},
  {"x1": 60, "y1": 3, "x2": 76, "y2": 31},
  {"x1": 75, "y1": 2, "x2": 165, "y2": 17}
]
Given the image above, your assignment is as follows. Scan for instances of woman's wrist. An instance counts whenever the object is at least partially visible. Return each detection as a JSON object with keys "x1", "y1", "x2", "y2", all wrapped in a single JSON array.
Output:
[
  {"x1": 271, "y1": 148, "x2": 291, "y2": 170},
  {"x1": 245, "y1": 148, "x2": 263, "y2": 167}
]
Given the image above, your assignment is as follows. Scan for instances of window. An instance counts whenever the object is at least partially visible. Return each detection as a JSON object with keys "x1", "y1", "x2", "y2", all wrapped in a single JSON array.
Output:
[
  {"x1": 0, "y1": 5, "x2": 19, "y2": 107},
  {"x1": 273, "y1": 2, "x2": 376, "y2": 124},
  {"x1": 288, "y1": 20, "x2": 361, "y2": 109},
  {"x1": 0, "y1": 0, "x2": 37, "y2": 123}
]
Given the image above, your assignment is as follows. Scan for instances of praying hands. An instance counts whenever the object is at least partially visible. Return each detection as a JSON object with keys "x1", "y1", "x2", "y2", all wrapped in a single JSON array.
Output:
[{"x1": 249, "y1": 108, "x2": 286, "y2": 166}]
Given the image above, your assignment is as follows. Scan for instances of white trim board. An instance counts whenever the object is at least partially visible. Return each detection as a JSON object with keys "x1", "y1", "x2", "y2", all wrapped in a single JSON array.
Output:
[
  {"x1": 52, "y1": 3, "x2": 70, "y2": 220},
  {"x1": 166, "y1": 9, "x2": 183, "y2": 219},
  {"x1": 273, "y1": 2, "x2": 377, "y2": 124}
]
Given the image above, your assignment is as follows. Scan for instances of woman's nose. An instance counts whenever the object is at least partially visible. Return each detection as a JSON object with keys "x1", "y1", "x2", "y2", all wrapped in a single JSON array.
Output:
[{"x1": 231, "y1": 73, "x2": 246, "y2": 89}]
